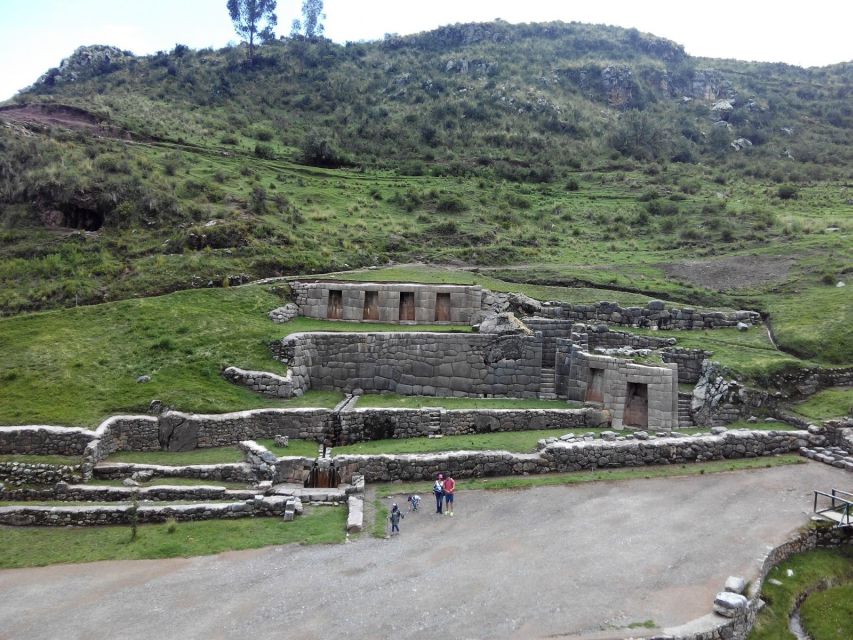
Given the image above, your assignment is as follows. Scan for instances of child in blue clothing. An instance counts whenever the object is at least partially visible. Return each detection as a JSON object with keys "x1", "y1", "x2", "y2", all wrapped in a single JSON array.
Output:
[{"x1": 407, "y1": 494, "x2": 421, "y2": 512}]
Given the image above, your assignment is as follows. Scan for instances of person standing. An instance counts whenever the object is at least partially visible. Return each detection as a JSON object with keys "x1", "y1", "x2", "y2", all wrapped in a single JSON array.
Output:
[
  {"x1": 389, "y1": 503, "x2": 404, "y2": 535},
  {"x1": 433, "y1": 473, "x2": 445, "y2": 514},
  {"x1": 443, "y1": 474, "x2": 456, "y2": 517}
]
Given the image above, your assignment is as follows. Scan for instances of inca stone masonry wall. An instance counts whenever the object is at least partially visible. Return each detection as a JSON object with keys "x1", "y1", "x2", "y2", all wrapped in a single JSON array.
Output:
[
  {"x1": 0, "y1": 462, "x2": 82, "y2": 486},
  {"x1": 328, "y1": 429, "x2": 823, "y2": 483},
  {"x1": 291, "y1": 281, "x2": 482, "y2": 324},
  {"x1": 279, "y1": 331, "x2": 544, "y2": 398},
  {"x1": 337, "y1": 407, "x2": 610, "y2": 443},
  {"x1": 222, "y1": 366, "x2": 297, "y2": 398},
  {"x1": 536, "y1": 300, "x2": 759, "y2": 329},
  {"x1": 565, "y1": 349, "x2": 679, "y2": 430}
]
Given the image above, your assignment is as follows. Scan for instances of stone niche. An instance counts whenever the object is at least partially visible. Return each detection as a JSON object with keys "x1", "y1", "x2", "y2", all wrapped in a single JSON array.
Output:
[
  {"x1": 290, "y1": 281, "x2": 482, "y2": 325},
  {"x1": 564, "y1": 348, "x2": 678, "y2": 430}
]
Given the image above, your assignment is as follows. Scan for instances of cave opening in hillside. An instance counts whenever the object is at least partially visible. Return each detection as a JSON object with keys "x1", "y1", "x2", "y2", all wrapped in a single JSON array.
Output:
[{"x1": 61, "y1": 205, "x2": 104, "y2": 231}]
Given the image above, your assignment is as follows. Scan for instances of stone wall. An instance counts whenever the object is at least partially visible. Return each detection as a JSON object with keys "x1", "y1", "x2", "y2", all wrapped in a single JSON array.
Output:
[
  {"x1": 0, "y1": 425, "x2": 96, "y2": 456},
  {"x1": 159, "y1": 409, "x2": 332, "y2": 451},
  {"x1": 291, "y1": 281, "x2": 482, "y2": 324},
  {"x1": 93, "y1": 462, "x2": 255, "y2": 482},
  {"x1": 661, "y1": 347, "x2": 711, "y2": 384},
  {"x1": 0, "y1": 483, "x2": 255, "y2": 503},
  {"x1": 330, "y1": 429, "x2": 822, "y2": 483},
  {"x1": 0, "y1": 497, "x2": 294, "y2": 527},
  {"x1": 565, "y1": 349, "x2": 679, "y2": 430},
  {"x1": 536, "y1": 300, "x2": 760, "y2": 329},
  {"x1": 338, "y1": 407, "x2": 610, "y2": 443},
  {"x1": 278, "y1": 331, "x2": 543, "y2": 398},
  {"x1": 0, "y1": 462, "x2": 82, "y2": 486},
  {"x1": 222, "y1": 366, "x2": 297, "y2": 398}
]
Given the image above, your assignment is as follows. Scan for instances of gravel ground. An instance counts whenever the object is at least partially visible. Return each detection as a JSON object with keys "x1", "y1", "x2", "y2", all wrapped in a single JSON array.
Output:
[{"x1": 0, "y1": 461, "x2": 846, "y2": 640}]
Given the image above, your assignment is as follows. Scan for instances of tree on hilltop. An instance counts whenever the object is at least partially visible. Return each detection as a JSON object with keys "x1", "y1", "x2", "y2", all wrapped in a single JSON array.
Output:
[
  {"x1": 227, "y1": 0, "x2": 278, "y2": 64},
  {"x1": 290, "y1": 0, "x2": 325, "y2": 39}
]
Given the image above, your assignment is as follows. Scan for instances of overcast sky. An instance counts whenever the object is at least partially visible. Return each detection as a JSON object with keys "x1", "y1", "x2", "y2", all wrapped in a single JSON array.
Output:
[{"x1": 1, "y1": 0, "x2": 851, "y2": 101}]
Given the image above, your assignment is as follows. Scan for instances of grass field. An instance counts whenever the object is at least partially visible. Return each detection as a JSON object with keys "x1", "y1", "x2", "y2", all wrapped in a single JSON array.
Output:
[
  {"x1": 105, "y1": 446, "x2": 245, "y2": 466},
  {"x1": 800, "y1": 583, "x2": 853, "y2": 639},
  {"x1": 255, "y1": 438, "x2": 320, "y2": 458},
  {"x1": 0, "y1": 454, "x2": 81, "y2": 465},
  {"x1": 0, "y1": 285, "x2": 465, "y2": 427},
  {"x1": 0, "y1": 506, "x2": 346, "y2": 569},
  {"x1": 792, "y1": 387, "x2": 853, "y2": 421}
]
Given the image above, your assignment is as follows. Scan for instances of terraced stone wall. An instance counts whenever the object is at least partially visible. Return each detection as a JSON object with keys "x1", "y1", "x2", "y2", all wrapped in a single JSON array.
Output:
[
  {"x1": 279, "y1": 332, "x2": 543, "y2": 398},
  {"x1": 0, "y1": 426, "x2": 96, "y2": 456},
  {"x1": 536, "y1": 300, "x2": 759, "y2": 329},
  {"x1": 331, "y1": 429, "x2": 823, "y2": 483}
]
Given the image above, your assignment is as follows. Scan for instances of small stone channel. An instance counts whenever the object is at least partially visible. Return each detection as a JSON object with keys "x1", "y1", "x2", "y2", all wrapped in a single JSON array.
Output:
[{"x1": 787, "y1": 578, "x2": 835, "y2": 640}]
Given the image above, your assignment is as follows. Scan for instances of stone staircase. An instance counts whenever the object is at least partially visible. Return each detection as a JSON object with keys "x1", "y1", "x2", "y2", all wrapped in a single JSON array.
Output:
[
  {"x1": 539, "y1": 368, "x2": 557, "y2": 400},
  {"x1": 427, "y1": 409, "x2": 442, "y2": 435},
  {"x1": 678, "y1": 392, "x2": 695, "y2": 428}
]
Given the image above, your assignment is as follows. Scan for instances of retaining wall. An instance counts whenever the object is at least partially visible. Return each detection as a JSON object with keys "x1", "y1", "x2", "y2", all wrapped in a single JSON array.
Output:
[
  {"x1": 0, "y1": 497, "x2": 293, "y2": 527},
  {"x1": 0, "y1": 462, "x2": 82, "y2": 486},
  {"x1": 278, "y1": 332, "x2": 544, "y2": 398},
  {"x1": 338, "y1": 407, "x2": 610, "y2": 443},
  {"x1": 93, "y1": 462, "x2": 255, "y2": 483},
  {"x1": 327, "y1": 429, "x2": 822, "y2": 483},
  {"x1": 536, "y1": 300, "x2": 760, "y2": 329},
  {"x1": 222, "y1": 366, "x2": 296, "y2": 398},
  {"x1": 0, "y1": 426, "x2": 96, "y2": 456}
]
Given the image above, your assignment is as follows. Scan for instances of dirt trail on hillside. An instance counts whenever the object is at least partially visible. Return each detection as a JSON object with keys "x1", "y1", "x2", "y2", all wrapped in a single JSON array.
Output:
[{"x1": 0, "y1": 104, "x2": 135, "y2": 139}]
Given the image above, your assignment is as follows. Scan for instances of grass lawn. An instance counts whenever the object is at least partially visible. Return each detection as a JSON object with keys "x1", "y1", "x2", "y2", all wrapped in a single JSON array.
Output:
[
  {"x1": 333, "y1": 428, "x2": 590, "y2": 456},
  {"x1": 630, "y1": 326, "x2": 812, "y2": 382},
  {"x1": 105, "y1": 446, "x2": 245, "y2": 466},
  {"x1": 255, "y1": 438, "x2": 320, "y2": 458},
  {"x1": 0, "y1": 454, "x2": 81, "y2": 466},
  {"x1": 375, "y1": 455, "x2": 806, "y2": 497},
  {"x1": 354, "y1": 393, "x2": 582, "y2": 410},
  {"x1": 0, "y1": 506, "x2": 346, "y2": 568},
  {"x1": 792, "y1": 387, "x2": 852, "y2": 421},
  {"x1": 0, "y1": 285, "x2": 468, "y2": 428},
  {"x1": 748, "y1": 546, "x2": 853, "y2": 640},
  {"x1": 800, "y1": 583, "x2": 853, "y2": 640}
]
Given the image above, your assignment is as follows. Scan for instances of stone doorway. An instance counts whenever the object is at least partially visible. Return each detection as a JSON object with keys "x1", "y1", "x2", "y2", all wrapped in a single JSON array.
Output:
[
  {"x1": 434, "y1": 292, "x2": 451, "y2": 321},
  {"x1": 327, "y1": 290, "x2": 343, "y2": 320},
  {"x1": 623, "y1": 382, "x2": 648, "y2": 428},
  {"x1": 585, "y1": 368, "x2": 604, "y2": 403},
  {"x1": 363, "y1": 291, "x2": 379, "y2": 320},
  {"x1": 399, "y1": 292, "x2": 415, "y2": 321}
]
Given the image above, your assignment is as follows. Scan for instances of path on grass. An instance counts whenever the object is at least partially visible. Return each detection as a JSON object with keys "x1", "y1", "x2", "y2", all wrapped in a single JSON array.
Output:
[{"x1": 0, "y1": 462, "x2": 846, "y2": 640}]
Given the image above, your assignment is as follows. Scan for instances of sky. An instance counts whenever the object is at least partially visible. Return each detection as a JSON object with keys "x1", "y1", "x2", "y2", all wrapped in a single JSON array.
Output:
[{"x1": 1, "y1": 0, "x2": 851, "y2": 101}]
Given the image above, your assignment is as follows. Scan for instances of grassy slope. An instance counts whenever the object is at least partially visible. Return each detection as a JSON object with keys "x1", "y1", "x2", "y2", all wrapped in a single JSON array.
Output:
[
  {"x1": 0, "y1": 506, "x2": 346, "y2": 569},
  {"x1": 800, "y1": 583, "x2": 853, "y2": 639},
  {"x1": 353, "y1": 394, "x2": 579, "y2": 410},
  {"x1": 792, "y1": 388, "x2": 853, "y2": 420},
  {"x1": 0, "y1": 285, "x2": 466, "y2": 427}
]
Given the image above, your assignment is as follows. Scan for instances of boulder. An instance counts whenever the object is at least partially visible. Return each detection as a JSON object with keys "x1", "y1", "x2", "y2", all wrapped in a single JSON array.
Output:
[
  {"x1": 506, "y1": 292, "x2": 542, "y2": 315},
  {"x1": 713, "y1": 591, "x2": 748, "y2": 617},
  {"x1": 725, "y1": 576, "x2": 747, "y2": 594},
  {"x1": 737, "y1": 322, "x2": 750, "y2": 331},
  {"x1": 477, "y1": 312, "x2": 532, "y2": 335}
]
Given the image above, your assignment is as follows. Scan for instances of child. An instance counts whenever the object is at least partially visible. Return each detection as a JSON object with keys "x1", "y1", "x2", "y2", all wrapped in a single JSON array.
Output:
[
  {"x1": 407, "y1": 494, "x2": 421, "y2": 512},
  {"x1": 389, "y1": 503, "x2": 404, "y2": 535}
]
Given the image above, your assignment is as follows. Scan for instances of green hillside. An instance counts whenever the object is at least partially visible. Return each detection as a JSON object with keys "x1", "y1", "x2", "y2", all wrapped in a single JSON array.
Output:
[{"x1": 0, "y1": 21, "x2": 850, "y2": 363}]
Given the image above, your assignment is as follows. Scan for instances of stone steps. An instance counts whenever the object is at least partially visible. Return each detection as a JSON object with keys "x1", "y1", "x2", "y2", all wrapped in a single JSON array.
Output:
[
  {"x1": 677, "y1": 392, "x2": 694, "y2": 428},
  {"x1": 539, "y1": 369, "x2": 557, "y2": 400}
]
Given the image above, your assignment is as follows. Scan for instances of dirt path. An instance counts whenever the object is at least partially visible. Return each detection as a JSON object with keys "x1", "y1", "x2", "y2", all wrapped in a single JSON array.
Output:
[
  {"x1": 0, "y1": 462, "x2": 846, "y2": 640},
  {"x1": 657, "y1": 254, "x2": 797, "y2": 291}
]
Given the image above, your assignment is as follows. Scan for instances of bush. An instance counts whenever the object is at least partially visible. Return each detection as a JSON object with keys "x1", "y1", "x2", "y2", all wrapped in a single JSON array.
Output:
[
  {"x1": 566, "y1": 178, "x2": 580, "y2": 191},
  {"x1": 299, "y1": 130, "x2": 348, "y2": 168},
  {"x1": 435, "y1": 194, "x2": 467, "y2": 213},
  {"x1": 777, "y1": 185, "x2": 799, "y2": 200},
  {"x1": 254, "y1": 143, "x2": 275, "y2": 159}
]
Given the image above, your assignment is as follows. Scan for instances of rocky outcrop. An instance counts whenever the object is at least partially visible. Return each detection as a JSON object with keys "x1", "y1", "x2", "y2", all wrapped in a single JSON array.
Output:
[
  {"x1": 476, "y1": 312, "x2": 533, "y2": 335},
  {"x1": 36, "y1": 45, "x2": 133, "y2": 87}
]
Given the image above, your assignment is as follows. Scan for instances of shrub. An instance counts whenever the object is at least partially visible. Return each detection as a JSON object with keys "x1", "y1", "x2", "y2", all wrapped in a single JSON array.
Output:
[
  {"x1": 299, "y1": 130, "x2": 348, "y2": 168},
  {"x1": 777, "y1": 185, "x2": 798, "y2": 200},
  {"x1": 435, "y1": 194, "x2": 467, "y2": 213},
  {"x1": 566, "y1": 178, "x2": 580, "y2": 191},
  {"x1": 254, "y1": 143, "x2": 275, "y2": 159}
]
